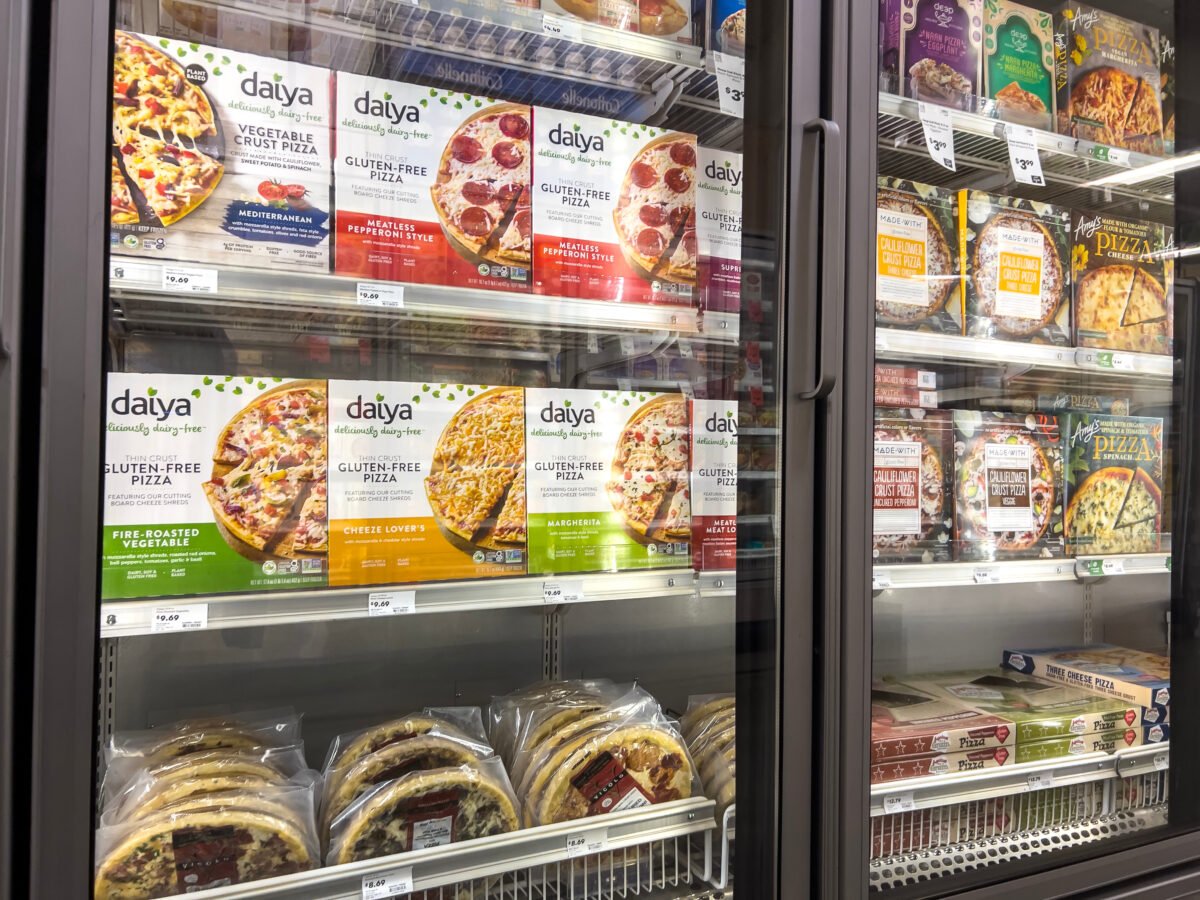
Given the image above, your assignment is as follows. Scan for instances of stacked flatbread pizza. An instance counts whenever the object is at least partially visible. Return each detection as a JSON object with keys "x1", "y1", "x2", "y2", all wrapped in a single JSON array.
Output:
[{"x1": 681, "y1": 694, "x2": 735, "y2": 822}]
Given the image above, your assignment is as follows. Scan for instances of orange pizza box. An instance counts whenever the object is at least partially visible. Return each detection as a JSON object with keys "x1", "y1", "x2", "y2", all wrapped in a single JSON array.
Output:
[
  {"x1": 102, "y1": 374, "x2": 329, "y2": 600},
  {"x1": 326, "y1": 381, "x2": 527, "y2": 586},
  {"x1": 690, "y1": 398, "x2": 736, "y2": 571},
  {"x1": 526, "y1": 388, "x2": 690, "y2": 574},
  {"x1": 334, "y1": 74, "x2": 532, "y2": 293},
  {"x1": 532, "y1": 107, "x2": 697, "y2": 306},
  {"x1": 109, "y1": 32, "x2": 333, "y2": 272}
]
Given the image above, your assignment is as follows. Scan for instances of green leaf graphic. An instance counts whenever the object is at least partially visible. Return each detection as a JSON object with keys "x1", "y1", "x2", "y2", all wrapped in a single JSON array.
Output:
[
  {"x1": 432, "y1": 390, "x2": 441, "y2": 398},
  {"x1": 191, "y1": 389, "x2": 201, "y2": 398},
  {"x1": 412, "y1": 395, "x2": 420, "y2": 402},
  {"x1": 454, "y1": 102, "x2": 462, "y2": 109},
  {"x1": 447, "y1": 393, "x2": 455, "y2": 400},
  {"x1": 422, "y1": 384, "x2": 430, "y2": 392},
  {"x1": 176, "y1": 50, "x2": 187, "y2": 57},
  {"x1": 204, "y1": 52, "x2": 214, "y2": 61},
  {"x1": 439, "y1": 97, "x2": 448, "y2": 104},
  {"x1": 273, "y1": 73, "x2": 282, "y2": 82},
  {"x1": 257, "y1": 382, "x2": 266, "y2": 389},
  {"x1": 237, "y1": 64, "x2": 246, "y2": 73},
  {"x1": 376, "y1": 393, "x2": 385, "y2": 402},
  {"x1": 419, "y1": 99, "x2": 428, "y2": 108},
  {"x1": 146, "y1": 387, "x2": 157, "y2": 397},
  {"x1": 224, "y1": 376, "x2": 233, "y2": 381},
  {"x1": 212, "y1": 67, "x2": 222, "y2": 76},
  {"x1": 456, "y1": 384, "x2": 464, "y2": 391},
  {"x1": 564, "y1": 400, "x2": 572, "y2": 407},
  {"x1": 215, "y1": 384, "x2": 225, "y2": 392},
  {"x1": 203, "y1": 376, "x2": 213, "y2": 385},
  {"x1": 384, "y1": 92, "x2": 392, "y2": 100},
  {"x1": 221, "y1": 56, "x2": 230, "y2": 64},
  {"x1": 232, "y1": 387, "x2": 243, "y2": 394},
  {"x1": 189, "y1": 42, "x2": 199, "y2": 50},
  {"x1": 244, "y1": 376, "x2": 253, "y2": 383},
  {"x1": 159, "y1": 39, "x2": 169, "y2": 48}
]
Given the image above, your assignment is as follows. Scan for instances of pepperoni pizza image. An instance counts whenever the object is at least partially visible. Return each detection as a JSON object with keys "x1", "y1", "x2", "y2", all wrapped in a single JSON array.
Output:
[{"x1": 614, "y1": 133, "x2": 698, "y2": 288}]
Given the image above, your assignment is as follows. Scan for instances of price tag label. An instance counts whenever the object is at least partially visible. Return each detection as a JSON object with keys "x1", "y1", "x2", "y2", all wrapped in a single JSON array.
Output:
[
  {"x1": 1102, "y1": 558, "x2": 1126, "y2": 576},
  {"x1": 357, "y1": 282, "x2": 405, "y2": 309},
  {"x1": 1026, "y1": 772, "x2": 1055, "y2": 791},
  {"x1": 368, "y1": 591, "x2": 416, "y2": 615},
  {"x1": 1088, "y1": 144, "x2": 1130, "y2": 167},
  {"x1": 109, "y1": 258, "x2": 159, "y2": 285},
  {"x1": 918, "y1": 102, "x2": 956, "y2": 171},
  {"x1": 714, "y1": 52, "x2": 745, "y2": 119},
  {"x1": 161, "y1": 265, "x2": 218, "y2": 294},
  {"x1": 618, "y1": 334, "x2": 635, "y2": 356},
  {"x1": 543, "y1": 579, "x2": 585, "y2": 605},
  {"x1": 872, "y1": 571, "x2": 893, "y2": 591},
  {"x1": 883, "y1": 792, "x2": 914, "y2": 814},
  {"x1": 362, "y1": 867, "x2": 414, "y2": 899},
  {"x1": 973, "y1": 568, "x2": 1000, "y2": 585},
  {"x1": 587, "y1": 333, "x2": 601, "y2": 354},
  {"x1": 566, "y1": 826, "x2": 608, "y2": 858},
  {"x1": 1005, "y1": 125, "x2": 1045, "y2": 186},
  {"x1": 1102, "y1": 351, "x2": 1135, "y2": 371},
  {"x1": 1154, "y1": 752, "x2": 1169, "y2": 771},
  {"x1": 678, "y1": 340, "x2": 693, "y2": 359},
  {"x1": 151, "y1": 604, "x2": 208, "y2": 633},
  {"x1": 542, "y1": 13, "x2": 584, "y2": 41}
]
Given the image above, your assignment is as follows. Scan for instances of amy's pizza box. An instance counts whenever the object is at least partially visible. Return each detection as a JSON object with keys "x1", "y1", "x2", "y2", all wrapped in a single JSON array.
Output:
[
  {"x1": 690, "y1": 398, "x2": 736, "y2": 571},
  {"x1": 1160, "y1": 30, "x2": 1175, "y2": 155},
  {"x1": 870, "y1": 746, "x2": 1011, "y2": 784},
  {"x1": 1054, "y1": 4, "x2": 1163, "y2": 154},
  {"x1": 1002, "y1": 644, "x2": 1170, "y2": 714},
  {"x1": 871, "y1": 681, "x2": 1013, "y2": 763},
  {"x1": 102, "y1": 374, "x2": 328, "y2": 599},
  {"x1": 697, "y1": 148, "x2": 742, "y2": 314},
  {"x1": 109, "y1": 32, "x2": 332, "y2": 271},
  {"x1": 951, "y1": 410, "x2": 1065, "y2": 561},
  {"x1": 525, "y1": 388, "x2": 690, "y2": 574},
  {"x1": 326, "y1": 381, "x2": 526, "y2": 585},
  {"x1": 532, "y1": 108, "x2": 697, "y2": 306},
  {"x1": 1015, "y1": 728, "x2": 1141, "y2": 764},
  {"x1": 898, "y1": 0, "x2": 983, "y2": 111},
  {"x1": 333, "y1": 75, "x2": 532, "y2": 293},
  {"x1": 876, "y1": 177, "x2": 962, "y2": 334},
  {"x1": 982, "y1": 0, "x2": 1056, "y2": 130},
  {"x1": 707, "y1": 0, "x2": 746, "y2": 57},
  {"x1": 901, "y1": 668, "x2": 1139, "y2": 744},
  {"x1": 1063, "y1": 414, "x2": 1164, "y2": 556},
  {"x1": 1070, "y1": 210, "x2": 1173, "y2": 355},
  {"x1": 873, "y1": 408, "x2": 953, "y2": 564},
  {"x1": 960, "y1": 191, "x2": 1071, "y2": 345}
]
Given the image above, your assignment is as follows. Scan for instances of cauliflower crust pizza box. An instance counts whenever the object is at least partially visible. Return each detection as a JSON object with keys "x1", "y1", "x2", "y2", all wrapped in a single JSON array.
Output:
[
  {"x1": 102, "y1": 374, "x2": 328, "y2": 600},
  {"x1": 951, "y1": 410, "x2": 1065, "y2": 561},
  {"x1": 1054, "y1": 4, "x2": 1163, "y2": 154},
  {"x1": 533, "y1": 108, "x2": 698, "y2": 306},
  {"x1": 1014, "y1": 728, "x2": 1141, "y2": 764},
  {"x1": 870, "y1": 746, "x2": 1011, "y2": 784},
  {"x1": 875, "y1": 364, "x2": 937, "y2": 390},
  {"x1": 1002, "y1": 644, "x2": 1170, "y2": 714},
  {"x1": 334, "y1": 76, "x2": 532, "y2": 292},
  {"x1": 876, "y1": 177, "x2": 962, "y2": 334},
  {"x1": 697, "y1": 148, "x2": 743, "y2": 314},
  {"x1": 110, "y1": 32, "x2": 332, "y2": 270},
  {"x1": 960, "y1": 190, "x2": 1071, "y2": 345},
  {"x1": 690, "y1": 398, "x2": 736, "y2": 571},
  {"x1": 982, "y1": 0, "x2": 1056, "y2": 130},
  {"x1": 526, "y1": 389, "x2": 690, "y2": 574},
  {"x1": 873, "y1": 408, "x2": 952, "y2": 564},
  {"x1": 1064, "y1": 414, "x2": 1164, "y2": 556},
  {"x1": 1071, "y1": 210, "x2": 1173, "y2": 355},
  {"x1": 327, "y1": 381, "x2": 526, "y2": 585},
  {"x1": 871, "y1": 681, "x2": 1013, "y2": 763},
  {"x1": 898, "y1": 0, "x2": 983, "y2": 111}
]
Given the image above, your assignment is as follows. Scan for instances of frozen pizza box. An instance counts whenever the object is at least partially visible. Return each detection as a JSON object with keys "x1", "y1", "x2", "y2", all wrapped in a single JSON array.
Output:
[
  {"x1": 1143, "y1": 722, "x2": 1169, "y2": 744},
  {"x1": 533, "y1": 108, "x2": 697, "y2": 306},
  {"x1": 898, "y1": 0, "x2": 983, "y2": 111},
  {"x1": 1063, "y1": 413, "x2": 1164, "y2": 556},
  {"x1": 1033, "y1": 394, "x2": 1130, "y2": 416},
  {"x1": 875, "y1": 385, "x2": 938, "y2": 409},
  {"x1": 1159, "y1": 30, "x2": 1175, "y2": 155},
  {"x1": 880, "y1": 0, "x2": 901, "y2": 94},
  {"x1": 708, "y1": 0, "x2": 746, "y2": 56},
  {"x1": 900, "y1": 668, "x2": 1138, "y2": 743},
  {"x1": 1141, "y1": 704, "x2": 1168, "y2": 727},
  {"x1": 333, "y1": 75, "x2": 532, "y2": 293},
  {"x1": 1015, "y1": 728, "x2": 1141, "y2": 765},
  {"x1": 871, "y1": 681, "x2": 1013, "y2": 763},
  {"x1": 982, "y1": 0, "x2": 1056, "y2": 130},
  {"x1": 1002, "y1": 644, "x2": 1170, "y2": 713},
  {"x1": 526, "y1": 389, "x2": 690, "y2": 574},
  {"x1": 1070, "y1": 210, "x2": 1173, "y2": 355},
  {"x1": 951, "y1": 410, "x2": 1065, "y2": 561},
  {"x1": 1054, "y1": 4, "x2": 1163, "y2": 154},
  {"x1": 870, "y1": 746, "x2": 1011, "y2": 784},
  {"x1": 876, "y1": 177, "x2": 962, "y2": 334},
  {"x1": 960, "y1": 190, "x2": 1071, "y2": 345},
  {"x1": 875, "y1": 364, "x2": 937, "y2": 390},
  {"x1": 110, "y1": 32, "x2": 332, "y2": 271},
  {"x1": 873, "y1": 408, "x2": 953, "y2": 564},
  {"x1": 326, "y1": 381, "x2": 526, "y2": 585},
  {"x1": 697, "y1": 148, "x2": 742, "y2": 314},
  {"x1": 102, "y1": 374, "x2": 328, "y2": 600},
  {"x1": 541, "y1": 0, "x2": 638, "y2": 33},
  {"x1": 691, "y1": 398, "x2": 736, "y2": 571}
]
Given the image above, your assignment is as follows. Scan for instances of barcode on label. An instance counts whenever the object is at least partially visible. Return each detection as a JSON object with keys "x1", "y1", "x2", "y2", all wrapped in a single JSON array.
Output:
[
  {"x1": 566, "y1": 826, "x2": 608, "y2": 858},
  {"x1": 367, "y1": 591, "x2": 416, "y2": 615},
  {"x1": 883, "y1": 793, "x2": 914, "y2": 814},
  {"x1": 362, "y1": 866, "x2": 414, "y2": 899},
  {"x1": 151, "y1": 604, "x2": 208, "y2": 633},
  {"x1": 357, "y1": 282, "x2": 404, "y2": 308}
]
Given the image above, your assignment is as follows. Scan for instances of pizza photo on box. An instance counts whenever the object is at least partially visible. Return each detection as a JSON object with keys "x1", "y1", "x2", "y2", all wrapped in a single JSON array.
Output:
[
  {"x1": 607, "y1": 395, "x2": 691, "y2": 545},
  {"x1": 873, "y1": 408, "x2": 953, "y2": 564}
]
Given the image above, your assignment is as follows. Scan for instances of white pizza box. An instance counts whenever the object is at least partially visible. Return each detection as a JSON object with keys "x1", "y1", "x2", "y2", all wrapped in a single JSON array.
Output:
[
  {"x1": 526, "y1": 387, "x2": 691, "y2": 574},
  {"x1": 531, "y1": 106, "x2": 697, "y2": 306},
  {"x1": 697, "y1": 147, "x2": 742, "y2": 315},
  {"x1": 332, "y1": 74, "x2": 532, "y2": 292},
  {"x1": 326, "y1": 380, "x2": 526, "y2": 585},
  {"x1": 102, "y1": 373, "x2": 328, "y2": 600},
  {"x1": 690, "y1": 398, "x2": 736, "y2": 571},
  {"x1": 1002, "y1": 645, "x2": 1170, "y2": 714},
  {"x1": 110, "y1": 32, "x2": 332, "y2": 272}
]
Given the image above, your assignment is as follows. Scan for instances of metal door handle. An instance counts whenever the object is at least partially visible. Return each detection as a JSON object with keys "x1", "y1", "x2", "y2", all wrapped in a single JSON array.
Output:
[{"x1": 797, "y1": 117, "x2": 845, "y2": 401}]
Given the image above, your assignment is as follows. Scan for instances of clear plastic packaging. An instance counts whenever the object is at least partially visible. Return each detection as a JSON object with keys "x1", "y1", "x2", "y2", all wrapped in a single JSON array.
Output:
[
  {"x1": 104, "y1": 709, "x2": 302, "y2": 771},
  {"x1": 681, "y1": 693, "x2": 735, "y2": 812},
  {"x1": 679, "y1": 693, "x2": 734, "y2": 744},
  {"x1": 320, "y1": 707, "x2": 487, "y2": 780},
  {"x1": 487, "y1": 679, "x2": 618, "y2": 766}
]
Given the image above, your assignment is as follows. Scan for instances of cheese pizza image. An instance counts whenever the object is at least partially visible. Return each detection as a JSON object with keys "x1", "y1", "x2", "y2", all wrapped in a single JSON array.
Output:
[{"x1": 607, "y1": 395, "x2": 691, "y2": 544}]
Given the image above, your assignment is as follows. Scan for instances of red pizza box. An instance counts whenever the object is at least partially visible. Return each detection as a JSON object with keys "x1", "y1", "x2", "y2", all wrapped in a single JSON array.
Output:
[
  {"x1": 874, "y1": 385, "x2": 938, "y2": 409},
  {"x1": 697, "y1": 148, "x2": 742, "y2": 314},
  {"x1": 532, "y1": 108, "x2": 697, "y2": 306},
  {"x1": 691, "y1": 398, "x2": 736, "y2": 571},
  {"x1": 870, "y1": 746, "x2": 1011, "y2": 784},
  {"x1": 334, "y1": 74, "x2": 532, "y2": 293},
  {"x1": 872, "y1": 681, "x2": 1014, "y2": 763},
  {"x1": 875, "y1": 364, "x2": 937, "y2": 391}
]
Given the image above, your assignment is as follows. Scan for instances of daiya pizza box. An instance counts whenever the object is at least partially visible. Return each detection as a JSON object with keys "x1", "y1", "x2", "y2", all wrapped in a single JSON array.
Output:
[
  {"x1": 525, "y1": 389, "x2": 690, "y2": 573},
  {"x1": 697, "y1": 148, "x2": 742, "y2": 314},
  {"x1": 871, "y1": 681, "x2": 1013, "y2": 763},
  {"x1": 1063, "y1": 414, "x2": 1164, "y2": 556},
  {"x1": 110, "y1": 32, "x2": 332, "y2": 271},
  {"x1": 898, "y1": 0, "x2": 983, "y2": 111},
  {"x1": 102, "y1": 374, "x2": 328, "y2": 599},
  {"x1": 333, "y1": 75, "x2": 532, "y2": 292},
  {"x1": 533, "y1": 108, "x2": 697, "y2": 306},
  {"x1": 1014, "y1": 728, "x2": 1141, "y2": 764},
  {"x1": 690, "y1": 399, "x2": 736, "y2": 571},
  {"x1": 982, "y1": 0, "x2": 1056, "y2": 130},
  {"x1": 870, "y1": 746, "x2": 1011, "y2": 784},
  {"x1": 326, "y1": 381, "x2": 526, "y2": 585},
  {"x1": 1002, "y1": 644, "x2": 1170, "y2": 714},
  {"x1": 873, "y1": 409, "x2": 953, "y2": 564}
]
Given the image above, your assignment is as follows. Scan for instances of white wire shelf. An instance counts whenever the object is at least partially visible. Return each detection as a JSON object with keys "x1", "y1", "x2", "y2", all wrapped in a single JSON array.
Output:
[{"x1": 872, "y1": 553, "x2": 1170, "y2": 592}]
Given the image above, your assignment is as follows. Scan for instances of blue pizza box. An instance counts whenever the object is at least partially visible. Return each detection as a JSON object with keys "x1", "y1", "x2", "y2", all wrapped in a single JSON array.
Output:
[{"x1": 1002, "y1": 644, "x2": 1170, "y2": 714}]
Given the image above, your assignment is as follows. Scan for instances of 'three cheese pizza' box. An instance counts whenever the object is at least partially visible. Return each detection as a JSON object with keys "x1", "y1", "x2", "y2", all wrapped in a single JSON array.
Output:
[
  {"x1": 871, "y1": 681, "x2": 1014, "y2": 764},
  {"x1": 102, "y1": 374, "x2": 328, "y2": 599},
  {"x1": 110, "y1": 32, "x2": 332, "y2": 271},
  {"x1": 697, "y1": 148, "x2": 742, "y2": 314},
  {"x1": 533, "y1": 108, "x2": 697, "y2": 306},
  {"x1": 526, "y1": 389, "x2": 690, "y2": 574},
  {"x1": 1002, "y1": 644, "x2": 1170, "y2": 714},
  {"x1": 334, "y1": 76, "x2": 532, "y2": 292},
  {"x1": 691, "y1": 398, "x2": 736, "y2": 571},
  {"x1": 327, "y1": 381, "x2": 526, "y2": 585}
]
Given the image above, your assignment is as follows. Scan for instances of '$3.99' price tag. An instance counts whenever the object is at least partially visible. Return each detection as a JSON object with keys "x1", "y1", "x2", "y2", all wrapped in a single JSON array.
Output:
[{"x1": 713, "y1": 52, "x2": 745, "y2": 119}]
